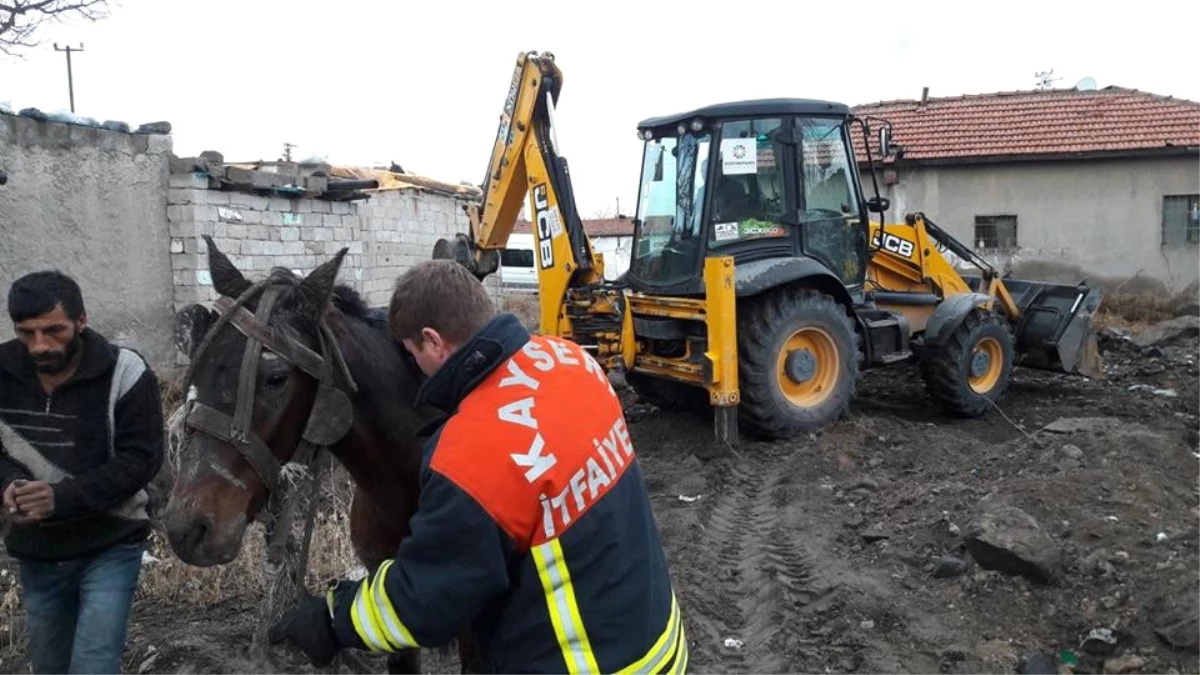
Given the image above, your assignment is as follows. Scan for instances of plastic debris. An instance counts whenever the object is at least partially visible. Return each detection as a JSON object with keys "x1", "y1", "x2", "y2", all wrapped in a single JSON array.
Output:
[
  {"x1": 678, "y1": 494, "x2": 701, "y2": 503},
  {"x1": 723, "y1": 638, "x2": 744, "y2": 650}
]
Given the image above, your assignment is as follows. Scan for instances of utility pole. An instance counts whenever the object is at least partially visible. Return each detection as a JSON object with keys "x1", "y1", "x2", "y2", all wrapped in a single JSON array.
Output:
[
  {"x1": 282, "y1": 142, "x2": 296, "y2": 162},
  {"x1": 53, "y1": 43, "x2": 84, "y2": 112}
]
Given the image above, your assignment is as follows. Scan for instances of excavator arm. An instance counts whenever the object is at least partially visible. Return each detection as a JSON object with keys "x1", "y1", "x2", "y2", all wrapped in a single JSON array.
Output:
[{"x1": 434, "y1": 51, "x2": 604, "y2": 337}]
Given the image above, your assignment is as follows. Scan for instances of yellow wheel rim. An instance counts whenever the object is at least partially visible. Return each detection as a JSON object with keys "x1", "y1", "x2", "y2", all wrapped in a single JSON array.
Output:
[
  {"x1": 776, "y1": 327, "x2": 840, "y2": 408},
  {"x1": 968, "y1": 336, "x2": 1004, "y2": 394}
]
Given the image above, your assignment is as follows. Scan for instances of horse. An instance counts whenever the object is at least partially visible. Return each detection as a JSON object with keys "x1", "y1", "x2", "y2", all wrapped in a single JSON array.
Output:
[{"x1": 161, "y1": 236, "x2": 465, "y2": 673}]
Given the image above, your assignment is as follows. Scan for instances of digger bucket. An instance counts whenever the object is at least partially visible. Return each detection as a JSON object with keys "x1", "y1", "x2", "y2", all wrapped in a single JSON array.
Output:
[{"x1": 998, "y1": 278, "x2": 1105, "y2": 378}]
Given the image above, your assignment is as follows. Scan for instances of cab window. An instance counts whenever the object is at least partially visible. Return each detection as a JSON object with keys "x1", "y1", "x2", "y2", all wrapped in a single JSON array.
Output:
[{"x1": 708, "y1": 118, "x2": 788, "y2": 247}]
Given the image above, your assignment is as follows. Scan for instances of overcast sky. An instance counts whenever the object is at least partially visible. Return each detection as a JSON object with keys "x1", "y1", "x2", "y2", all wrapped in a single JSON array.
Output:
[{"x1": 2, "y1": 0, "x2": 1197, "y2": 219}]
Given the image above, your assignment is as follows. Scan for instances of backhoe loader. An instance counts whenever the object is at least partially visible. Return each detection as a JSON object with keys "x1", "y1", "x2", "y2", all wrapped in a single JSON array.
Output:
[{"x1": 433, "y1": 51, "x2": 1103, "y2": 444}]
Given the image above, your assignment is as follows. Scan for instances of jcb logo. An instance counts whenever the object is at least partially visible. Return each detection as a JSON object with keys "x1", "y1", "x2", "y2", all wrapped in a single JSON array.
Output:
[
  {"x1": 533, "y1": 184, "x2": 555, "y2": 269},
  {"x1": 872, "y1": 231, "x2": 915, "y2": 258}
]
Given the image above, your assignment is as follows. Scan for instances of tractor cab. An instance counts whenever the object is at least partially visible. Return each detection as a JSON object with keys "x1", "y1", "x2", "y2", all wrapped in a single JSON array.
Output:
[{"x1": 626, "y1": 99, "x2": 887, "y2": 297}]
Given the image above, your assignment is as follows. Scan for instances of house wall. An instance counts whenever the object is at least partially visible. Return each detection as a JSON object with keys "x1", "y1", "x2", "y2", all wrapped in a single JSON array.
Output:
[
  {"x1": 0, "y1": 112, "x2": 176, "y2": 367},
  {"x1": 860, "y1": 155, "x2": 1200, "y2": 291},
  {"x1": 592, "y1": 235, "x2": 634, "y2": 281}
]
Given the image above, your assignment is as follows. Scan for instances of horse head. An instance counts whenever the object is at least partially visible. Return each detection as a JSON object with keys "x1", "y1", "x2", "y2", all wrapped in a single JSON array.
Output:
[{"x1": 163, "y1": 236, "x2": 360, "y2": 566}]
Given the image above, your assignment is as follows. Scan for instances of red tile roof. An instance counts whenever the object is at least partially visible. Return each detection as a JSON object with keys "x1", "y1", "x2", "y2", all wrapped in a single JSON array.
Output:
[
  {"x1": 849, "y1": 86, "x2": 1200, "y2": 164},
  {"x1": 513, "y1": 217, "x2": 635, "y2": 237}
]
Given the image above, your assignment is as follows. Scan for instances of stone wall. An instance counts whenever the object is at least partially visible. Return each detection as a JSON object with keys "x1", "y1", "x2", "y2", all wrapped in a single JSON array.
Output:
[
  {"x1": 358, "y1": 190, "x2": 484, "y2": 307},
  {"x1": 0, "y1": 111, "x2": 175, "y2": 367},
  {"x1": 166, "y1": 168, "x2": 500, "y2": 351},
  {"x1": 0, "y1": 112, "x2": 507, "y2": 375},
  {"x1": 167, "y1": 172, "x2": 368, "y2": 310}
]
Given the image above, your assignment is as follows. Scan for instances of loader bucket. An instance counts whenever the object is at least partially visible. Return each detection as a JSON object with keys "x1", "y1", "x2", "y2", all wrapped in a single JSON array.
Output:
[{"x1": 995, "y1": 278, "x2": 1105, "y2": 378}]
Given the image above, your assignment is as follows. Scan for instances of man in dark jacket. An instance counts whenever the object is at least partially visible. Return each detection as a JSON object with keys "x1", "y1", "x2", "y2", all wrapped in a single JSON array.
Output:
[
  {"x1": 0, "y1": 271, "x2": 164, "y2": 675},
  {"x1": 269, "y1": 260, "x2": 686, "y2": 674}
]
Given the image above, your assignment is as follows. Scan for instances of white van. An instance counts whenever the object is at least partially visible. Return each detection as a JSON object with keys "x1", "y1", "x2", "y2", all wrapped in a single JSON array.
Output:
[{"x1": 500, "y1": 233, "x2": 538, "y2": 293}]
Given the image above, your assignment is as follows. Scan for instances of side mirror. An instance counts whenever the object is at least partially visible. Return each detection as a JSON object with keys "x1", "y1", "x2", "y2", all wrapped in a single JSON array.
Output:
[
  {"x1": 879, "y1": 127, "x2": 892, "y2": 158},
  {"x1": 866, "y1": 196, "x2": 890, "y2": 213}
]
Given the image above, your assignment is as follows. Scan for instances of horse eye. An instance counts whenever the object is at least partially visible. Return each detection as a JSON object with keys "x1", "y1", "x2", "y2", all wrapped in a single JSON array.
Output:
[{"x1": 264, "y1": 372, "x2": 289, "y2": 388}]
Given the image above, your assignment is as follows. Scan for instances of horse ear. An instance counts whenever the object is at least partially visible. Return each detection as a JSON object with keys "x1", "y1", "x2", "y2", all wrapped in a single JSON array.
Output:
[
  {"x1": 174, "y1": 303, "x2": 216, "y2": 358},
  {"x1": 297, "y1": 247, "x2": 349, "y2": 316},
  {"x1": 204, "y1": 235, "x2": 251, "y2": 298}
]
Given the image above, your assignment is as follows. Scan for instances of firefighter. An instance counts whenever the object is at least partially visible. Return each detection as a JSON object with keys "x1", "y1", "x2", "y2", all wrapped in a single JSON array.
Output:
[{"x1": 268, "y1": 260, "x2": 686, "y2": 674}]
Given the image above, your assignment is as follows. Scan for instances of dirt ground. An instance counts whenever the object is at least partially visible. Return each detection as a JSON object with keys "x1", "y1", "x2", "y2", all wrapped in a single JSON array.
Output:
[{"x1": 0, "y1": 319, "x2": 1197, "y2": 675}]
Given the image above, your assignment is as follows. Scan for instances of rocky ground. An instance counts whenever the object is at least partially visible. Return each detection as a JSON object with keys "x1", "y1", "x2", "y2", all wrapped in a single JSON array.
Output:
[{"x1": 0, "y1": 315, "x2": 1197, "y2": 675}]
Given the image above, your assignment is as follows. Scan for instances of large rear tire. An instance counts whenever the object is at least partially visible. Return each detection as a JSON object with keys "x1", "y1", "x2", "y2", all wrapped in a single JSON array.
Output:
[
  {"x1": 737, "y1": 288, "x2": 860, "y2": 440},
  {"x1": 920, "y1": 309, "x2": 1014, "y2": 416}
]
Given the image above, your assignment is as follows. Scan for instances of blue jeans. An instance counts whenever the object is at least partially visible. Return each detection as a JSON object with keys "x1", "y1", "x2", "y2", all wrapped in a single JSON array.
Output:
[{"x1": 19, "y1": 541, "x2": 144, "y2": 674}]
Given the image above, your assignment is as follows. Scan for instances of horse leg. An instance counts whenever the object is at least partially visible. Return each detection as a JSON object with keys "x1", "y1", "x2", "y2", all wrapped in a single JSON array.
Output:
[{"x1": 456, "y1": 630, "x2": 483, "y2": 674}]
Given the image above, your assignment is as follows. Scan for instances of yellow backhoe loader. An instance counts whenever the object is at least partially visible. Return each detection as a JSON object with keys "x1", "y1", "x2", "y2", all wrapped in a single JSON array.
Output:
[{"x1": 434, "y1": 51, "x2": 1103, "y2": 444}]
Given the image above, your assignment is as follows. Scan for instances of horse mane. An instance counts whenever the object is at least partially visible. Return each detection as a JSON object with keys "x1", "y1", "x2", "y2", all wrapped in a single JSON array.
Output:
[{"x1": 330, "y1": 285, "x2": 372, "y2": 321}]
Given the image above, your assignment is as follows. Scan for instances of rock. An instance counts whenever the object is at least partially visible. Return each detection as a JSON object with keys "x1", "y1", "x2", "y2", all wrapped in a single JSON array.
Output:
[
  {"x1": 136, "y1": 120, "x2": 173, "y2": 135},
  {"x1": 1103, "y1": 654, "x2": 1146, "y2": 674},
  {"x1": 1016, "y1": 652, "x2": 1058, "y2": 674},
  {"x1": 1132, "y1": 316, "x2": 1200, "y2": 348},
  {"x1": 1081, "y1": 549, "x2": 1117, "y2": 577},
  {"x1": 964, "y1": 502, "x2": 1061, "y2": 584},
  {"x1": 933, "y1": 554, "x2": 971, "y2": 578},
  {"x1": 1042, "y1": 417, "x2": 1122, "y2": 434},
  {"x1": 1056, "y1": 458, "x2": 1083, "y2": 472},
  {"x1": 862, "y1": 525, "x2": 891, "y2": 543},
  {"x1": 852, "y1": 478, "x2": 879, "y2": 491},
  {"x1": 1062, "y1": 444, "x2": 1084, "y2": 459},
  {"x1": 1155, "y1": 609, "x2": 1200, "y2": 652}
]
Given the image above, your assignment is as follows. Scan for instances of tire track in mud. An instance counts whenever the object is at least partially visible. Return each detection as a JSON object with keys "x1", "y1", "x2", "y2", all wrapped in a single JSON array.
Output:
[{"x1": 685, "y1": 450, "x2": 836, "y2": 674}]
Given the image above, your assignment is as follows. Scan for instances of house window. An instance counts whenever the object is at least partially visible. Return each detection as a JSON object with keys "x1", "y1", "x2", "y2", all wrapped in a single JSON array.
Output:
[
  {"x1": 1162, "y1": 194, "x2": 1200, "y2": 246},
  {"x1": 974, "y1": 215, "x2": 1018, "y2": 249}
]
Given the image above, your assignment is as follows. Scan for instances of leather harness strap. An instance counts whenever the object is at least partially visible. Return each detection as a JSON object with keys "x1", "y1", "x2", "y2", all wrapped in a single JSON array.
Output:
[
  {"x1": 186, "y1": 402, "x2": 284, "y2": 494},
  {"x1": 231, "y1": 287, "x2": 279, "y2": 443},
  {"x1": 183, "y1": 283, "x2": 356, "y2": 500},
  {"x1": 214, "y1": 295, "x2": 333, "y2": 385}
]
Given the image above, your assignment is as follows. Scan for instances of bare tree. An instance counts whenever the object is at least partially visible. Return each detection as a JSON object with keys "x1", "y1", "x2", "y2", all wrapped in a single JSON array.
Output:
[
  {"x1": 0, "y1": 1, "x2": 109, "y2": 56},
  {"x1": 589, "y1": 204, "x2": 616, "y2": 219}
]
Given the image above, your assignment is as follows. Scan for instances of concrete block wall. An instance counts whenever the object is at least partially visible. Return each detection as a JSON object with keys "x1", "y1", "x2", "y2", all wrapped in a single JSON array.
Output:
[
  {"x1": 167, "y1": 177, "x2": 501, "y2": 335},
  {"x1": 167, "y1": 173, "x2": 367, "y2": 311},
  {"x1": 357, "y1": 190, "x2": 500, "y2": 307}
]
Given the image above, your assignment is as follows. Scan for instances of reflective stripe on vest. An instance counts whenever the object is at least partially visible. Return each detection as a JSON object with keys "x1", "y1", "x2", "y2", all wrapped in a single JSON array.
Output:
[
  {"x1": 533, "y1": 538, "x2": 600, "y2": 674},
  {"x1": 618, "y1": 593, "x2": 686, "y2": 674},
  {"x1": 350, "y1": 559, "x2": 421, "y2": 651}
]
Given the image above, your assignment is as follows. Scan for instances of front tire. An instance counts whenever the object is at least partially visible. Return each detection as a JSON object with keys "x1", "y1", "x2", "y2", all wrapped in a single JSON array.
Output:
[
  {"x1": 920, "y1": 309, "x2": 1014, "y2": 416},
  {"x1": 737, "y1": 288, "x2": 860, "y2": 439}
]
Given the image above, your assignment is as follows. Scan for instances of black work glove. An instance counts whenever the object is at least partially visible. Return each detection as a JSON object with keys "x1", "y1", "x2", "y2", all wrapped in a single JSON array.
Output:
[{"x1": 268, "y1": 593, "x2": 340, "y2": 667}]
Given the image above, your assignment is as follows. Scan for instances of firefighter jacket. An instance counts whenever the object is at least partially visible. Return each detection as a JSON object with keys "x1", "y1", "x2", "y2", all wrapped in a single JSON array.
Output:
[{"x1": 328, "y1": 312, "x2": 687, "y2": 674}]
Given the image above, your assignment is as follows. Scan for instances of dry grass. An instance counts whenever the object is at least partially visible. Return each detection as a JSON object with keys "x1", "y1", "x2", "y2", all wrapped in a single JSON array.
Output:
[
  {"x1": 1095, "y1": 281, "x2": 1198, "y2": 332},
  {"x1": 498, "y1": 292, "x2": 541, "y2": 334}
]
